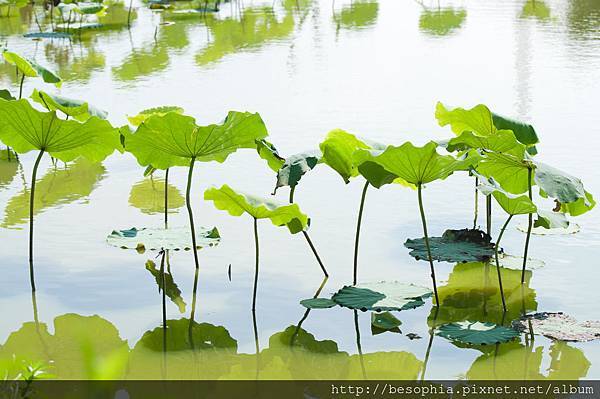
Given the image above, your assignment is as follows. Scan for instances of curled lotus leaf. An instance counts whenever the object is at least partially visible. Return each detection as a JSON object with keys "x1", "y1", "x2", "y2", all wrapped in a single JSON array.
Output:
[
  {"x1": 204, "y1": 184, "x2": 308, "y2": 234},
  {"x1": 106, "y1": 226, "x2": 220, "y2": 251},
  {"x1": 513, "y1": 313, "x2": 600, "y2": 342},
  {"x1": 318, "y1": 129, "x2": 374, "y2": 183},
  {"x1": 405, "y1": 229, "x2": 495, "y2": 264},
  {"x1": 127, "y1": 106, "x2": 184, "y2": 127},
  {"x1": 145, "y1": 260, "x2": 186, "y2": 313},
  {"x1": 2, "y1": 50, "x2": 62, "y2": 87},
  {"x1": 255, "y1": 139, "x2": 285, "y2": 172},
  {"x1": 437, "y1": 321, "x2": 520, "y2": 345},
  {"x1": 331, "y1": 281, "x2": 432, "y2": 312},
  {"x1": 371, "y1": 311, "x2": 402, "y2": 335},
  {"x1": 476, "y1": 176, "x2": 536, "y2": 215},
  {"x1": 31, "y1": 89, "x2": 108, "y2": 121}
]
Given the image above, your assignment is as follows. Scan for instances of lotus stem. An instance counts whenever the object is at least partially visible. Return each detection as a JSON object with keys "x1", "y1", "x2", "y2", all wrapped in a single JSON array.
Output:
[
  {"x1": 289, "y1": 185, "x2": 328, "y2": 277},
  {"x1": 164, "y1": 168, "x2": 169, "y2": 229},
  {"x1": 291, "y1": 276, "x2": 328, "y2": 346},
  {"x1": 494, "y1": 214, "x2": 513, "y2": 313},
  {"x1": 127, "y1": 0, "x2": 133, "y2": 28},
  {"x1": 252, "y1": 217, "x2": 260, "y2": 311},
  {"x1": 160, "y1": 251, "x2": 167, "y2": 354},
  {"x1": 185, "y1": 157, "x2": 200, "y2": 270},
  {"x1": 252, "y1": 309, "x2": 260, "y2": 379},
  {"x1": 420, "y1": 307, "x2": 438, "y2": 381},
  {"x1": 18, "y1": 74, "x2": 25, "y2": 99},
  {"x1": 353, "y1": 181, "x2": 369, "y2": 286},
  {"x1": 353, "y1": 309, "x2": 367, "y2": 379},
  {"x1": 28, "y1": 149, "x2": 45, "y2": 292},
  {"x1": 473, "y1": 177, "x2": 479, "y2": 229},
  {"x1": 521, "y1": 167, "x2": 533, "y2": 284},
  {"x1": 417, "y1": 184, "x2": 440, "y2": 307},
  {"x1": 486, "y1": 194, "x2": 492, "y2": 236}
]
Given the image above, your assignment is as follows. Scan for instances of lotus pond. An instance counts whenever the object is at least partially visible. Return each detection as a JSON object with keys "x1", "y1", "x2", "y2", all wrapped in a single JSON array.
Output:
[{"x1": 1, "y1": 0, "x2": 600, "y2": 383}]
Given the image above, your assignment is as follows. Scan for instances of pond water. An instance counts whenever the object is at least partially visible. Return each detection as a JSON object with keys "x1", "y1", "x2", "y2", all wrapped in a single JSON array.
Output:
[{"x1": 1, "y1": 0, "x2": 600, "y2": 381}]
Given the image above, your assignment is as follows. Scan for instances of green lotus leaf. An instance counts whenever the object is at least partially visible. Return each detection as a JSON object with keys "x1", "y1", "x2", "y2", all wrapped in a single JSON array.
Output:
[
  {"x1": 127, "y1": 106, "x2": 184, "y2": 127},
  {"x1": 31, "y1": 89, "x2": 108, "y2": 121},
  {"x1": 126, "y1": 111, "x2": 268, "y2": 169},
  {"x1": 492, "y1": 113, "x2": 539, "y2": 147},
  {"x1": 75, "y1": 2, "x2": 106, "y2": 14},
  {"x1": 319, "y1": 129, "x2": 373, "y2": 183},
  {"x1": 435, "y1": 102, "x2": 496, "y2": 137},
  {"x1": 497, "y1": 253, "x2": 545, "y2": 270},
  {"x1": 299, "y1": 298, "x2": 337, "y2": 309},
  {"x1": 446, "y1": 130, "x2": 526, "y2": 158},
  {"x1": 476, "y1": 176, "x2": 537, "y2": 215},
  {"x1": 137, "y1": 319, "x2": 237, "y2": 352},
  {"x1": 371, "y1": 311, "x2": 401, "y2": 335},
  {"x1": 556, "y1": 192, "x2": 595, "y2": 217},
  {"x1": 0, "y1": 149, "x2": 18, "y2": 189},
  {"x1": 106, "y1": 226, "x2": 220, "y2": 251},
  {"x1": 255, "y1": 139, "x2": 285, "y2": 172},
  {"x1": 437, "y1": 321, "x2": 520, "y2": 345},
  {"x1": 331, "y1": 281, "x2": 432, "y2": 312},
  {"x1": 534, "y1": 161, "x2": 595, "y2": 215},
  {"x1": 0, "y1": 89, "x2": 15, "y2": 100},
  {"x1": 353, "y1": 141, "x2": 471, "y2": 186},
  {"x1": 2, "y1": 50, "x2": 62, "y2": 87},
  {"x1": 145, "y1": 259, "x2": 186, "y2": 313},
  {"x1": 476, "y1": 152, "x2": 532, "y2": 194},
  {"x1": 128, "y1": 177, "x2": 185, "y2": 215},
  {"x1": 275, "y1": 150, "x2": 321, "y2": 192},
  {"x1": 419, "y1": 8, "x2": 466, "y2": 36},
  {"x1": 405, "y1": 228, "x2": 496, "y2": 263},
  {"x1": 204, "y1": 184, "x2": 308, "y2": 234},
  {"x1": 514, "y1": 313, "x2": 600, "y2": 342},
  {"x1": 353, "y1": 149, "x2": 415, "y2": 189},
  {"x1": 1, "y1": 158, "x2": 106, "y2": 228},
  {"x1": 0, "y1": 99, "x2": 120, "y2": 163},
  {"x1": 534, "y1": 210, "x2": 569, "y2": 229}
]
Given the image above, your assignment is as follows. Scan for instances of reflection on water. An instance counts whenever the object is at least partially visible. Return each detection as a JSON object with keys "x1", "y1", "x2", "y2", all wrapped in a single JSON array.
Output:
[
  {"x1": 520, "y1": 0, "x2": 551, "y2": 21},
  {"x1": 568, "y1": 0, "x2": 600, "y2": 39},
  {"x1": 333, "y1": 0, "x2": 379, "y2": 31},
  {"x1": 418, "y1": 4, "x2": 466, "y2": 37}
]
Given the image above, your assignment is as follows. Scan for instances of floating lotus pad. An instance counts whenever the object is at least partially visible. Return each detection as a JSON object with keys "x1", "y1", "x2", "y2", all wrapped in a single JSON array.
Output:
[
  {"x1": 405, "y1": 229, "x2": 495, "y2": 263},
  {"x1": 497, "y1": 253, "x2": 545, "y2": 270},
  {"x1": 331, "y1": 282, "x2": 432, "y2": 312},
  {"x1": 437, "y1": 321, "x2": 520, "y2": 345},
  {"x1": 299, "y1": 298, "x2": 337, "y2": 309},
  {"x1": 513, "y1": 313, "x2": 600, "y2": 342},
  {"x1": 517, "y1": 222, "x2": 581, "y2": 236},
  {"x1": 106, "y1": 226, "x2": 220, "y2": 251}
]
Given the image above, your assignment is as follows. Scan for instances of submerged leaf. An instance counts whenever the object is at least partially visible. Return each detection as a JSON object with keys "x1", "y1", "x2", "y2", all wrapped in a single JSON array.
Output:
[
  {"x1": 106, "y1": 226, "x2": 220, "y2": 251},
  {"x1": 437, "y1": 321, "x2": 519, "y2": 345},
  {"x1": 127, "y1": 111, "x2": 268, "y2": 169},
  {"x1": 405, "y1": 229, "x2": 495, "y2": 263},
  {"x1": 514, "y1": 313, "x2": 600, "y2": 342},
  {"x1": 332, "y1": 282, "x2": 432, "y2": 312},
  {"x1": 299, "y1": 298, "x2": 337, "y2": 309},
  {"x1": 204, "y1": 184, "x2": 308, "y2": 234},
  {"x1": 31, "y1": 89, "x2": 108, "y2": 121},
  {"x1": 145, "y1": 259, "x2": 186, "y2": 313}
]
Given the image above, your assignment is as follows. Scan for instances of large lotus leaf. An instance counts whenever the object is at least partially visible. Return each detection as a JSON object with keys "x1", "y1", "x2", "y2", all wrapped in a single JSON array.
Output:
[
  {"x1": 2, "y1": 50, "x2": 62, "y2": 87},
  {"x1": 371, "y1": 312, "x2": 401, "y2": 335},
  {"x1": 476, "y1": 152, "x2": 532, "y2": 194},
  {"x1": 446, "y1": 130, "x2": 526, "y2": 158},
  {"x1": 405, "y1": 228, "x2": 495, "y2": 263},
  {"x1": 353, "y1": 149, "x2": 415, "y2": 189},
  {"x1": 428, "y1": 262, "x2": 537, "y2": 326},
  {"x1": 437, "y1": 321, "x2": 519, "y2": 345},
  {"x1": 106, "y1": 226, "x2": 220, "y2": 251},
  {"x1": 319, "y1": 129, "x2": 372, "y2": 183},
  {"x1": 354, "y1": 141, "x2": 471, "y2": 186},
  {"x1": 435, "y1": 102, "x2": 496, "y2": 137},
  {"x1": 514, "y1": 313, "x2": 600, "y2": 342},
  {"x1": 299, "y1": 298, "x2": 337, "y2": 309},
  {"x1": 332, "y1": 281, "x2": 432, "y2": 312},
  {"x1": 127, "y1": 111, "x2": 268, "y2": 169},
  {"x1": 204, "y1": 184, "x2": 308, "y2": 234},
  {"x1": 128, "y1": 177, "x2": 185, "y2": 215},
  {"x1": 255, "y1": 139, "x2": 285, "y2": 172},
  {"x1": 1, "y1": 158, "x2": 106, "y2": 228},
  {"x1": 0, "y1": 314, "x2": 128, "y2": 379},
  {"x1": 127, "y1": 106, "x2": 184, "y2": 127},
  {"x1": 477, "y1": 176, "x2": 537, "y2": 215},
  {"x1": 145, "y1": 259, "x2": 186, "y2": 313},
  {"x1": 0, "y1": 149, "x2": 18, "y2": 189},
  {"x1": 467, "y1": 341, "x2": 590, "y2": 380},
  {"x1": 419, "y1": 8, "x2": 466, "y2": 36},
  {"x1": 0, "y1": 99, "x2": 120, "y2": 163},
  {"x1": 30, "y1": 89, "x2": 107, "y2": 122},
  {"x1": 492, "y1": 113, "x2": 539, "y2": 147},
  {"x1": 534, "y1": 161, "x2": 595, "y2": 215}
]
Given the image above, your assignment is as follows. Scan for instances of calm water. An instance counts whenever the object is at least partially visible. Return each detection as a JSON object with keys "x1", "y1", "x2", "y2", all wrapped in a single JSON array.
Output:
[{"x1": 1, "y1": 0, "x2": 600, "y2": 380}]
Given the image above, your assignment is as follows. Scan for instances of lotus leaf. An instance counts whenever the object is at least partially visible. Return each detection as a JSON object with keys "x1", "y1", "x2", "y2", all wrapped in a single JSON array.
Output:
[
  {"x1": 437, "y1": 321, "x2": 519, "y2": 345},
  {"x1": 31, "y1": 89, "x2": 108, "y2": 121},
  {"x1": 299, "y1": 298, "x2": 337, "y2": 309},
  {"x1": 255, "y1": 139, "x2": 285, "y2": 172},
  {"x1": 477, "y1": 177, "x2": 536, "y2": 215},
  {"x1": 371, "y1": 312, "x2": 401, "y2": 335},
  {"x1": 497, "y1": 254, "x2": 545, "y2": 270},
  {"x1": 145, "y1": 259, "x2": 186, "y2": 313},
  {"x1": 204, "y1": 184, "x2": 308, "y2": 234},
  {"x1": 0, "y1": 89, "x2": 14, "y2": 100},
  {"x1": 331, "y1": 282, "x2": 432, "y2": 312},
  {"x1": 319, "y1": 129, "x2": 373, "y2": 183},
  {"x1": 534, "y1": 161, "x2": 595, "y2": 215},
  {"x1": 477, "y1": 152, "x2": 532, "y2": 194},
  {"x1": 514, "y1": 313, "x2": 600, "y2": 342},
  {"x1": 0, "y1": 149, "x2": 18, "y2": 189},
  {"x1": 275, "y1": 150, "x2": 321, "y2": 192},
  {"x1": 127, "y1": 106, "x2": 184, "y2": 127},
  {"x1": 405, "y1": 229, "x2": 495, "y2": 263},
  {"x1": 446, "y1": 130, "x2": 525, "y2": 158},
  {"x1": 106, "y1": 226, "x2": 220, "y2": 251},
  {"x1": 2, "y1": 50, "x2": 62, "y2": 87}
]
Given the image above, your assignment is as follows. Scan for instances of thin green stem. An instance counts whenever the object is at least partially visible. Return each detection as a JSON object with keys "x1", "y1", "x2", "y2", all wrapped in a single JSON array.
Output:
[
  {"x1": 521, "y1": 167, "x2": 533, "y2": 284},
  {"x1": 473, "y1": 177, "x2": 479, "y2": 229},
  {"x1": 18, "y1": 74, "x2": 25, "y2": 99},
  {"x1": 164, "y1": 168, "x2": 169, "y2": 229},
  {"x1": 420, "y1": 307, "x2": 438, "y2": 382},
  {"x1": 28, "y1": 149, "x2": 45, "y2": 293},
  {"x1": 353, "y1": 181, "x2": 369, "y2": 286},
  {"x1": 353, "y1": 309, "x2": 366, "y2": 379},
  {"x1": 417, "y1": 184, "x2": 439, "y2": 307},
  {"x1": 185, "y1": 157, "x2": 200, "y2": 270},
  {"x1": 127, "y1": 0, "x2": 133, "y2": 27},
  {"x1": 486, "y1": 194, "x2": 492, "y2": 236},
  {"x1": 289, "y1": 185, "x2": 328, "y2": 277},
  {"x1": 494, "y1": 214, "x2": 514, "y2": 313},
  {"x1": 160, "y1": 251, "x2": 167, "y2": 354},
  {"x1": 252, "y1": 217, "x2": 260, "y2": 311},
  {"x1": 252, "y1": 309, "x2": 260, "y2": 379},
  {"x1": 188, "y1": 266, "x2": 199, "y2": 351}
]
